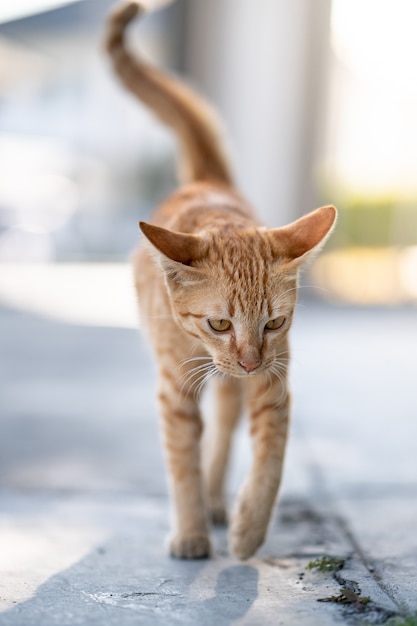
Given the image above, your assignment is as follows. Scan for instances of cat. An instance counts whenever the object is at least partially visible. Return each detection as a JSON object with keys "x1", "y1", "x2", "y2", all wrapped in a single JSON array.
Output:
[{"x1": 106, "y1": 1, "x2": 336, "y2": 560}]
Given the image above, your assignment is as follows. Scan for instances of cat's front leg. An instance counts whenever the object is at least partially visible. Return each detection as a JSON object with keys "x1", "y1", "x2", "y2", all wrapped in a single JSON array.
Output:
[
  {"x1": 205, "y1": 377, "x2": 242, "y2": 524},
  {"x1": 158, "y1": 377, "x2": 210, "y2": 559},
  {"x1": 229, "y1": 373, "x2": 289, "y2": 560}
]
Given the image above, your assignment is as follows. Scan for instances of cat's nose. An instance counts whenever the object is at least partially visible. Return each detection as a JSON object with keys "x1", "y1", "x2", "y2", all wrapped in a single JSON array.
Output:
[{"x1": 238, "y1": 359, "x2": 261, "y2": 373}]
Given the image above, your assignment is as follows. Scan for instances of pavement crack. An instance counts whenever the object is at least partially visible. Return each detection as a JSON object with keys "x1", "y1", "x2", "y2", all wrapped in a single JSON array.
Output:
[
  {"x1": 306, "y1": 553, "x2": 400, "y2": 624},
  {"x1": 121, "y1": 591, "x2": 180, "y2": 598},
  {"x1": 333, "y1": 513, "x2": 407, "y2": 616},
  {"x1": 334, "y1": 571, "x2": 361, "y2": 595}
]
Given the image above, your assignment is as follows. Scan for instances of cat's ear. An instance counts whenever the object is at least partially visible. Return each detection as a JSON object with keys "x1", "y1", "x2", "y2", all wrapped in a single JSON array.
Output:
[
  {"x1": 267, "y1": 205, "x2": 337, "y2": 264},
  {"x1": 139, "y1": 222, "x2": 207, "y2": 265},
  {"x1": 139, "y1": 221, "x2": 208, "y2": 285}
]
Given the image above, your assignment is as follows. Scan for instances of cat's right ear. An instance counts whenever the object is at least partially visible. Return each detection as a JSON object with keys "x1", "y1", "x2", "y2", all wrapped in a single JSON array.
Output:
[
  {"x1": 139, "y1": 222, "x2": 207, "y2": 265},
  {"x1": 139, "y1": 221, "x2": 208, "y2": 284}
]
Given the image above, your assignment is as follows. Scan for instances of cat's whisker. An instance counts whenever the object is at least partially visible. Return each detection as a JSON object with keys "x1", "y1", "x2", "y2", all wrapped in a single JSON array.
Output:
[
  {"x1": 273, "y1": 356, "x2": 290, "y2": 364},
  {"x1": 280, "y1": 283, "x2": 327, "y2": 297},
  {"x1": 277, "y1": 287, "x2": 306, "y2": 309},
  {"x1": 184, "y1": 364, "x2": 214, "y2": 399},
  {"x1": 177, "y1": 364, "x2": 205, "y2": 392},
  {"x1": 270, "y1": 361, "x2": 287, "y2": 376},
  {"x1": 298, "y1": 283, "x2": 330, "y2": 294},
  {"x1": 271, "y1": 351, "x2": 290, "y2": 371},
  {"x1": 278, "y1": 286, "x2": 298, "y2": 299},
  {"x1": 176, "y1": 355, "x2": 212, "y2": 370},
  {"x1": 276, "y1": 349, "x2": 290, "y2": 358},
  {"x1": 269, "y1": 364, "x2": 289, "y2": 404},
  {"x1": 178, "y1": 362, "x2": 214, "y2": 396},
  {"x1": 274, "y1": 359, "x2": 290, "y2": 368},
  {"x1": 175, "y1": 357, "x2": 213, "y2": 378},
  {"x1": 272, "y1": 360, "x2": 289, "y2": 374},
  {"x1": 193, "y1": 366, "x2": 218, "y2": 399},
  {"x1": 178, "y1": 361, "x2": 216, "y2": 398},
  {"x1": 259, "y1": 370, "x2": 274, "y2": 400},
  {"x1": 177, "y1": 358, "x2": 213, "y2": 377},
  {"x1": 181, "y1": 355, "x2": 214, "y2": 390}
]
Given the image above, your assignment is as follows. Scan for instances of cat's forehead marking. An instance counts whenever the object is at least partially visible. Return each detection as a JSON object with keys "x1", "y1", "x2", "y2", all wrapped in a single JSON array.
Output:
[
  {"x1": 225, "y1": 269, "x2": 294, "y2": 323},
  {"x1": 216, "y1": 233, "x2": 271, "y2": 318},
  {"x1": 225, "y1": 271, "x2": 272, "y2": 322}
]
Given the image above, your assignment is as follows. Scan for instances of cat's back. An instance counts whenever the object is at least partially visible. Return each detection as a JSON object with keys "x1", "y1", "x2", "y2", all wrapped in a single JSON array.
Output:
[{"x1": 148, "y1": 181, "x2": 257, "y2": 234}]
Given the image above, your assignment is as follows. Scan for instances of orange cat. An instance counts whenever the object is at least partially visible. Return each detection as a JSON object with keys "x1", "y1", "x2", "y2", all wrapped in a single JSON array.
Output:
[{"x1": 106, "y1": 2, "x2": 336, "y2": 560}]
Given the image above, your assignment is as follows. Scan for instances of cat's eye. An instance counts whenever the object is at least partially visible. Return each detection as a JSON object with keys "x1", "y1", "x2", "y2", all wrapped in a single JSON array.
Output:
[
  {"x1": 265, "y1": 316, "x2": 286, "y2": 331},
  {"x1": 208, "y1": 319, "x2": 232, "y2": 332}
]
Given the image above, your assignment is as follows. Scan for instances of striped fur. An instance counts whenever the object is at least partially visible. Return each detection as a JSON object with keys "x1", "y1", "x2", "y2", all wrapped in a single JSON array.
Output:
[{"x1": 106, "y1": 2, "x2": 336, "y2": 560}]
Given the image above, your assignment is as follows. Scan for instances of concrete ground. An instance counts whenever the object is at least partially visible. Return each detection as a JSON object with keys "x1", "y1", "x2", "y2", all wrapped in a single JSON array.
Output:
[{"x1": 0, "y1": 265, "x2": 416, "y2": 625}]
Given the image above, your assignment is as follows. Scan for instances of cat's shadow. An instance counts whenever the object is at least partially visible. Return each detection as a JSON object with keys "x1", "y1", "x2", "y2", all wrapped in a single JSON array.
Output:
[
  {"x1": 201, "y1": 564, "x2": 259, "y2": 623},
  {"x1": 1, "y1": 530, "x2": 259, "y2": 626}
]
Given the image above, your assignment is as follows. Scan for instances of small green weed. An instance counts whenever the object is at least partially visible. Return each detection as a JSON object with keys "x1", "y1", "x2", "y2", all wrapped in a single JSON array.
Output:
[{"x1": 306, "y1": 556, "x2": 345, "y2": 573}]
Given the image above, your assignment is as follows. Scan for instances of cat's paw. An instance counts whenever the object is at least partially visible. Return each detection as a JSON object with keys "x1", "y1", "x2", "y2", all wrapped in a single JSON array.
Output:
[
  {"x1": 169, "y1": 534, "x2": 211, "y2": 559},
  {"x1": 229, "y1": 502, "x2": 266, "y2": 560}
]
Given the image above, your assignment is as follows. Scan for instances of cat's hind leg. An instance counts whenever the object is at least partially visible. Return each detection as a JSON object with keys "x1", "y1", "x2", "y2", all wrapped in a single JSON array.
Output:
[{"x1": 205, "y1": 377, "x2": 242, "y2": 525}]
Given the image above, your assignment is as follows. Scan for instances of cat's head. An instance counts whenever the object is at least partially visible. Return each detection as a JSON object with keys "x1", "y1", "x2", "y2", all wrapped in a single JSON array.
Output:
[{"x1": 140, "y1": 206, "x2": 336, "y2": 378}]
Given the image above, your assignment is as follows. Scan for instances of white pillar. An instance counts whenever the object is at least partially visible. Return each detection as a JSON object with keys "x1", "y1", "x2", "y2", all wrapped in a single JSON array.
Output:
[{"x1": 184, "y1": 0, "x2": 332, "y2": 226}]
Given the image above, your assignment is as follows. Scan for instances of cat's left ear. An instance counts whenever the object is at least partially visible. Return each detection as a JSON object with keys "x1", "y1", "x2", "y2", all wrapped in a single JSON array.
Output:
[{"x1": 267, "y1": 205, "x2": 337, "y2": 265}]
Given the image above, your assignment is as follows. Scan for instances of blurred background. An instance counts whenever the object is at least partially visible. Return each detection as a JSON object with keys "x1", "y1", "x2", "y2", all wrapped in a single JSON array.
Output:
[
  {"x1": 1, "y1": 3, "x2": 417, "y2": 616},
  {"x1": 1, "y1": 0, "x2": 417, "y2": 487},
  {"x1": 0, "y1": 0, "x2": 416, "y2": 313}
]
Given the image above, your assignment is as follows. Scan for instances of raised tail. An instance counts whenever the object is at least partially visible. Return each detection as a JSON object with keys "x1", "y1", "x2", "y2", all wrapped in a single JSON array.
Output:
[{"x1": 105, "y1": 1, "x2": 233, "y2": 185}]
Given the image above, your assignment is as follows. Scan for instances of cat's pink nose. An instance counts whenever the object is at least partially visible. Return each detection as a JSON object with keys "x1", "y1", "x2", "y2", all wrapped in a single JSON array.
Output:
[{"x1": 239, "y1": 359, "x2": 261, "y2": 373}]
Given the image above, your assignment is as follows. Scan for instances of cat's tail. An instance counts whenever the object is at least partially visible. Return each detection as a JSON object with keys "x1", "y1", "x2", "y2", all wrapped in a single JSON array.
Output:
[{"x1": 105, "y1": 1, "x2": 233, "y2": 185}]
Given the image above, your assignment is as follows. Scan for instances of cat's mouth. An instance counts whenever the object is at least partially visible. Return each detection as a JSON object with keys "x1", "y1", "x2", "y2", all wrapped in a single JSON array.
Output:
[
  {"x1": 214, "y1": 356, "x2": 284, "y2": 379},
  {"x1": 215, "y1": 362, "x2": 268, "y2": 378}
]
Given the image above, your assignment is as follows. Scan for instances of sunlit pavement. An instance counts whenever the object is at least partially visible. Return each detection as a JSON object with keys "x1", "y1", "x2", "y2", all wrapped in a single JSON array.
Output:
[{"x1": 1, "y1": 264, "x2": 417, "y2": 625}]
